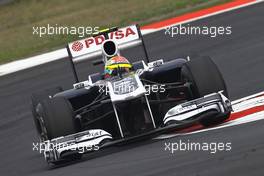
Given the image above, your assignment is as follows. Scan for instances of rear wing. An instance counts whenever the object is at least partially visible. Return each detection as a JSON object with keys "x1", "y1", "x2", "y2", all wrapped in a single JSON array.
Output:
[{"x1": 66, "y1": 24, "x2": 149, "y2": 83}]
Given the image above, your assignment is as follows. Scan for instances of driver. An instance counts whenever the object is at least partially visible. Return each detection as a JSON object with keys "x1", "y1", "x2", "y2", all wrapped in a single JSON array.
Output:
[{"x1": 104, "y1": 55, "x2": 133, "y2": 79}]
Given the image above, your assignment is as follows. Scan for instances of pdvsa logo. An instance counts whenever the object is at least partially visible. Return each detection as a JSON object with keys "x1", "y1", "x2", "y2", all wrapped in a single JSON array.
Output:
[
  {"x1": 84, "y1": 27, "x2": 136, "y2": 48},
  {"x1": 71, "y1": 41, "x2": 83, "y2": 52},
  {"x1": 71, "y1": 27, "x2": 137, "y2": 52}
]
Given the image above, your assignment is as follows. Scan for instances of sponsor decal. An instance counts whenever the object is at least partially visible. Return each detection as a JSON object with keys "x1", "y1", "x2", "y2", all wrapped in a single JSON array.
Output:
[
  {"x1": 71, "y1": 41, "x2": 84, "y2": 52},
  {"x1": 177, "y1": 104, "x2": 197, "y2": 114},
  {"x1": 68, "y1": 25, "x2": 139, "y2": 58},
  {"x1": 84, "y1": 27, "x2": 136, "y2": 48}
]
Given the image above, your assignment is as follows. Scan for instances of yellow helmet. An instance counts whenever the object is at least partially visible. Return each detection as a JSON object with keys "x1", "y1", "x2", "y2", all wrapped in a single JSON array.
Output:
[{"x1": 104, "y1": 56, "x2": 132, "y2": 78}]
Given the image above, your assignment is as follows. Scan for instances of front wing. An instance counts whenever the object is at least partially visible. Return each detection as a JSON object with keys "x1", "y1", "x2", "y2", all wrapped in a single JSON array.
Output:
[{"x1": 42, "y1": 92, "x2": 232, "y2": 163}]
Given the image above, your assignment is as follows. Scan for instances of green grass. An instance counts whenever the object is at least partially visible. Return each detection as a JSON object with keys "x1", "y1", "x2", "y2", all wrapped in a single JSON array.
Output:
[{"x1": 0, "y1": 0, "x2": 231, "y2": 64}]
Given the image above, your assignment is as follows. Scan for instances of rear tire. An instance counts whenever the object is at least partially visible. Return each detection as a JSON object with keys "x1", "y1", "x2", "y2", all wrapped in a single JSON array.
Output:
[
  {"x1": 182, "y1": 56, "x2": 230, "y2": 127},
  {"x1": 39, "y1": 97, "x2": 77, "y2": 139}
]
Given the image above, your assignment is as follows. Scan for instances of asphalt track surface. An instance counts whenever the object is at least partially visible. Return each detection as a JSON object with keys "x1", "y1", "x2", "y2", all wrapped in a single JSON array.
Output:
[{"x1": 1, "y1": 2, "x2": 264, "y2": 176}]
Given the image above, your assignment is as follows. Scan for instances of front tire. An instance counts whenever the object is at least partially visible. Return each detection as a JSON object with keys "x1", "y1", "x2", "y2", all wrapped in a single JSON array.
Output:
[
  {"x1": 31, "y1": 87, "x2": 63, "y2": 141},
  {"x1": 182, "y1": 56, "x2": 230, "y2": 127},
  {"x1": 39, "y1": 97, "x2": 77, "y2": 140}
]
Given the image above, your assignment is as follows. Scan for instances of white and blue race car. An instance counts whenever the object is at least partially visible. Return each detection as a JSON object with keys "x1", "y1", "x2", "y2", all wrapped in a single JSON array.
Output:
[{"x1": 31, "y1": 24, "x2": 232, "y2": 164}]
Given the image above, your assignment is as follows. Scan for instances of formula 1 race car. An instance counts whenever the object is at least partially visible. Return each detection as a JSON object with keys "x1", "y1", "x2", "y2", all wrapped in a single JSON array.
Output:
[{"x1": 31, "y1": 24, "x2": 232, "y2": 164}]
